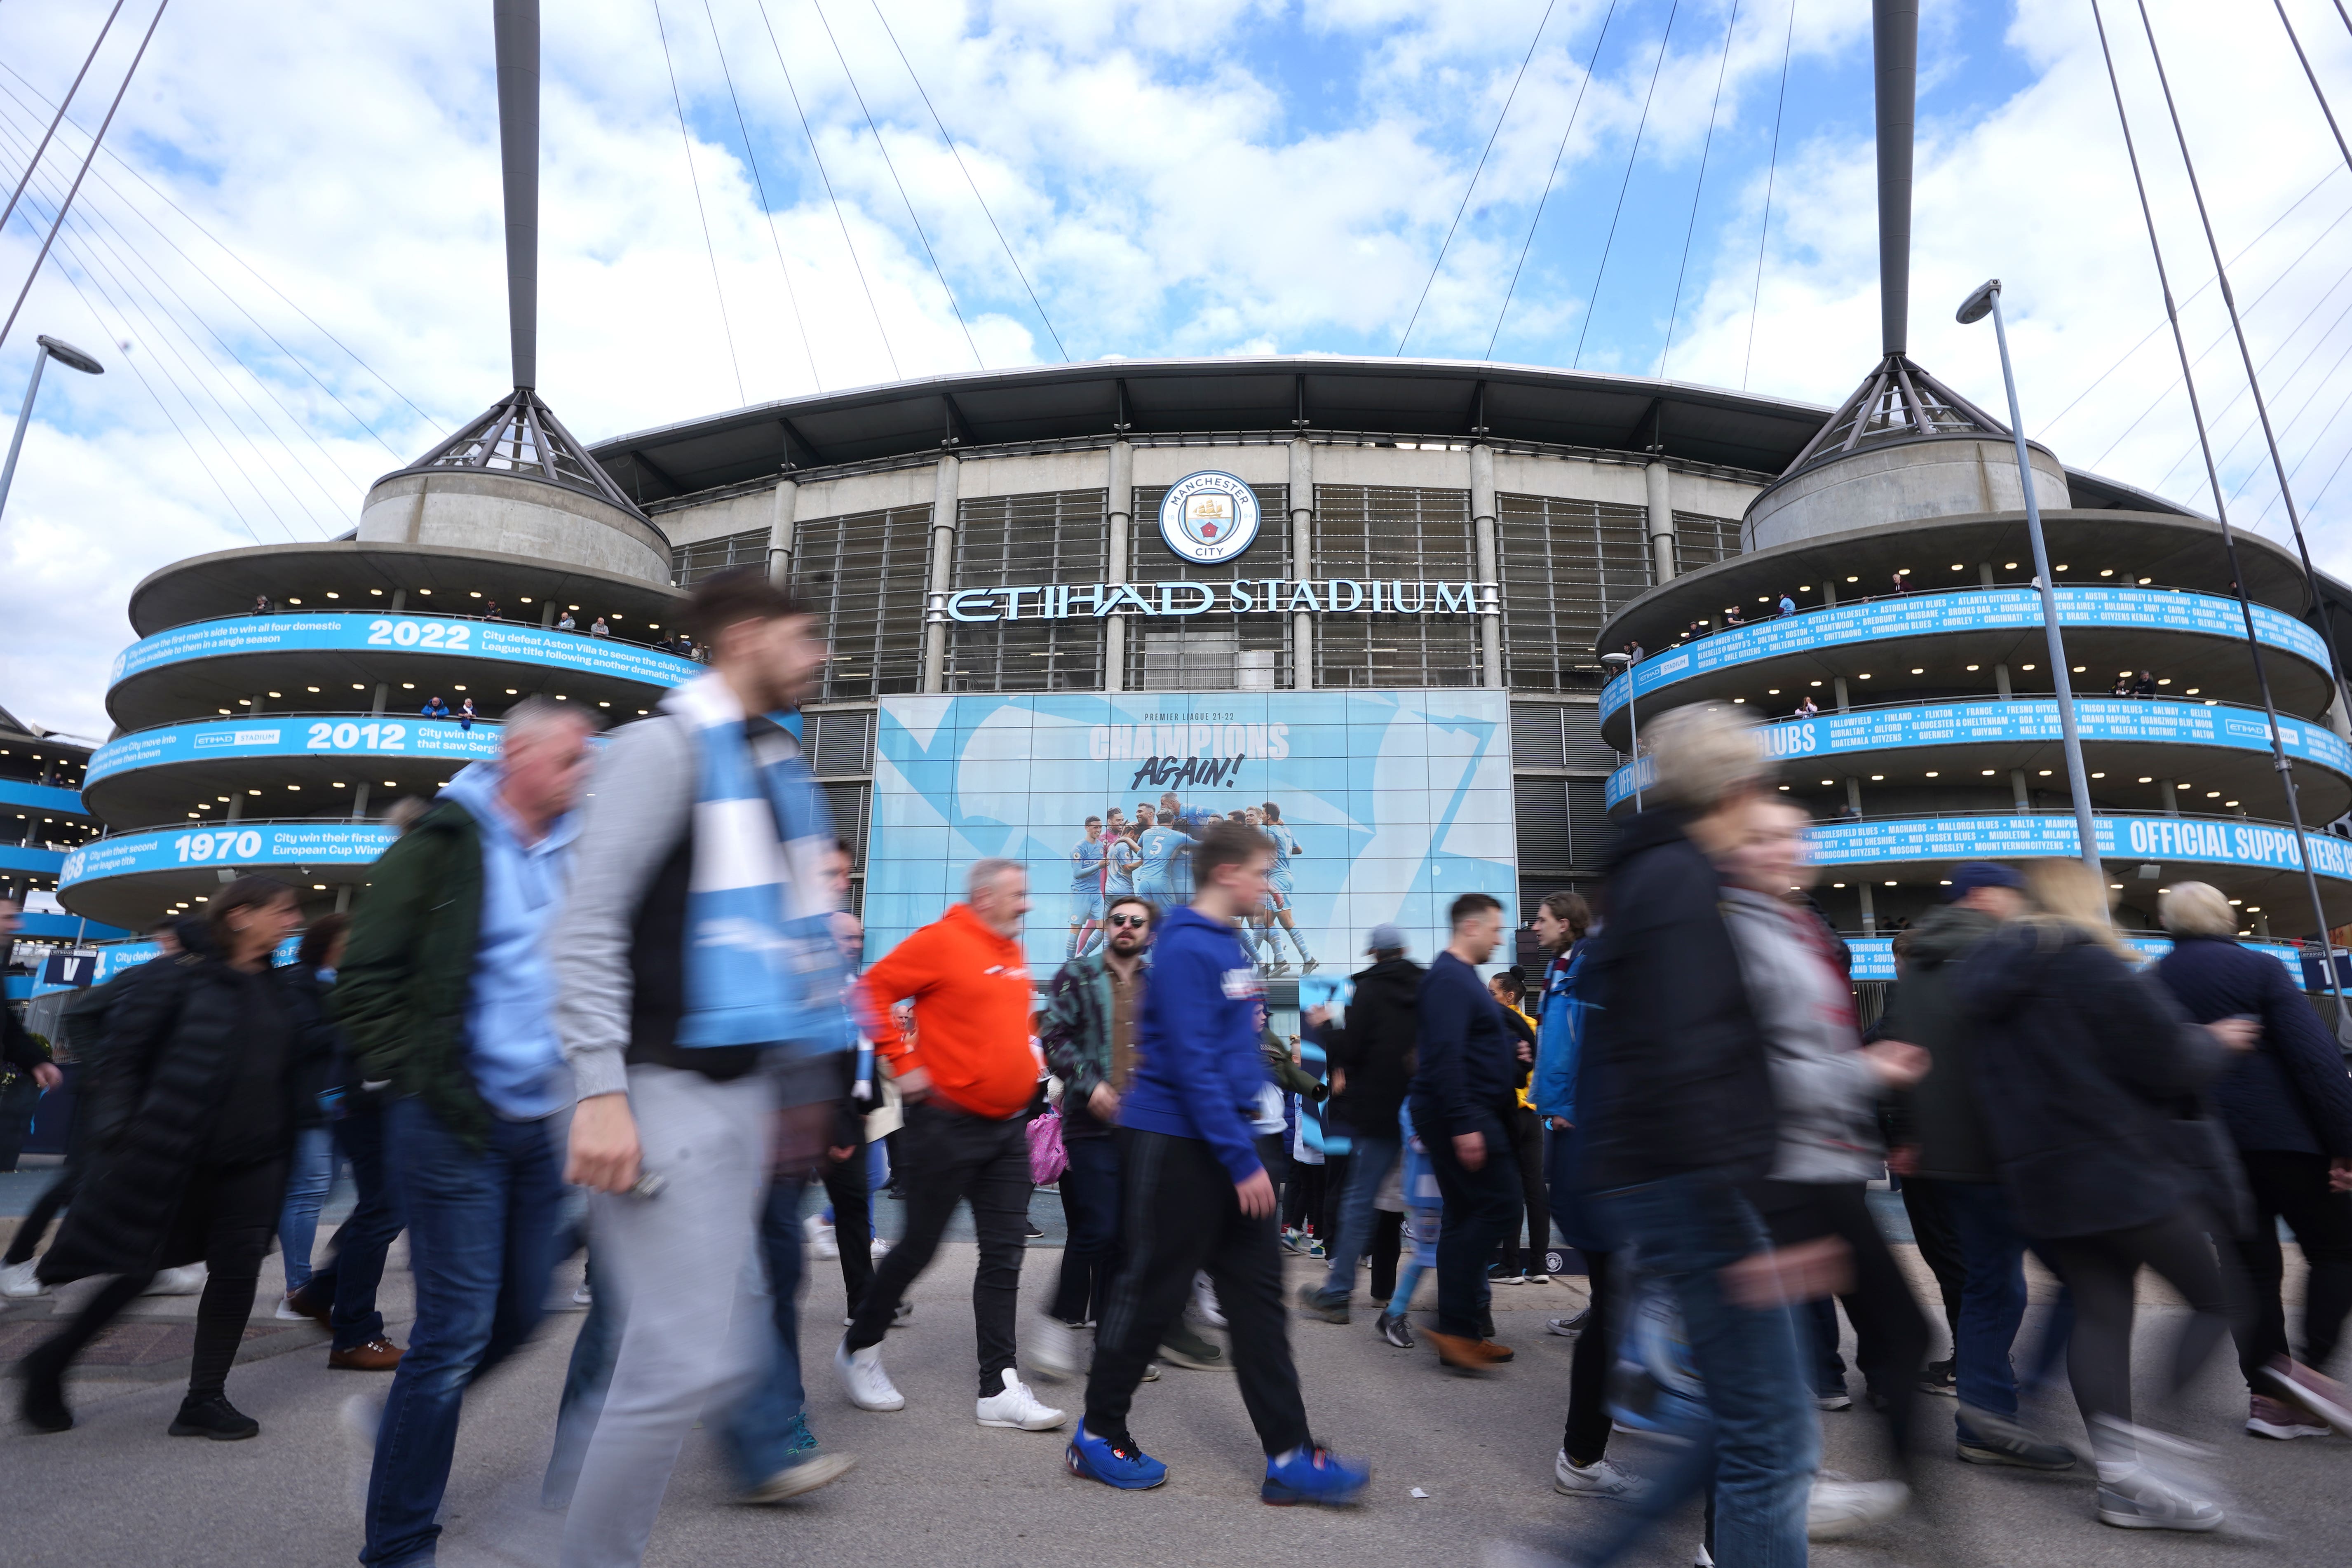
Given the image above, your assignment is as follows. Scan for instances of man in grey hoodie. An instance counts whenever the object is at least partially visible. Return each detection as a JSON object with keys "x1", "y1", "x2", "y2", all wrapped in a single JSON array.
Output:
[{"x1": 552, "y1": 570, "x2": 850, "y2": 1567}]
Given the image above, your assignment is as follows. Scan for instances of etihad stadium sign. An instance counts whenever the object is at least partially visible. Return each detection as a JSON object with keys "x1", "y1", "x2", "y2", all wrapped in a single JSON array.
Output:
[{"x1": 930, "y1": 578, "x2": 1499, "y2": 624}]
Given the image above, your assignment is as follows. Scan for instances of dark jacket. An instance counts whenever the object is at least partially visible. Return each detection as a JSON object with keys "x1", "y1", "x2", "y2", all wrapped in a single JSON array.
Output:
[
  {"x1": 38, "y1": 946, "x2": 331, "y2": 1284},
  {"x1": 1883, "y1": 904, "x2": 2002, "y2": 1181},
  {"x1": 2, "y1": 991, "x2": 49, "y2": 1077},
  {"x1": 2155, "y1": 933, "x2": 2352, "y2": 1158},
  {"x1": 1578, "y1": 807, "x2": 1777, "y2": 1189},
  {"x1": 1118, "y1": 907, "x2": 1269, "y2": 1185},
  {"x1": 1409, "y1": 951, "x2": 1517, "y2": 1147},
  {"x1": 1040, "y1": 948, "x2": 1142, "y2": 1140},
  {"x1": 1317, "y1": 955, "x2": 1422, "y2": 1139},
  {"x1": 334, "y1": 798, "x2": 492, "y2": 1150},
  {"x1": 1961, "y1": 922, "x2": 2233, "y2": 1239}
]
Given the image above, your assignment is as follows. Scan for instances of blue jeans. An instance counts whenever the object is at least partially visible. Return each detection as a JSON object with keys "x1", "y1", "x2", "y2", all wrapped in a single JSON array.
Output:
[
  {"x1": 1943, "y1": 1179, "x2": 2030, "y2": 1437},
  {"x1": 276, "y1": 1125, "x2": 336, "y2": 1293},
  {"x1": 361, "y1": 1099, "x2": 562, "y2": 1567},
  {"x1": 1566, "y1": 1174, "x2": 1816, "y2": 1568},
  {"x1": 1315, "y1": 1132, "x2": 1401, "y2": 1305},
  {"x1": 300, "y1": 1099, "x2": 405, "y2": 1350},
  {"x1": 1051, "y1": 1133, "x2": 1124, "y2": 1324}
]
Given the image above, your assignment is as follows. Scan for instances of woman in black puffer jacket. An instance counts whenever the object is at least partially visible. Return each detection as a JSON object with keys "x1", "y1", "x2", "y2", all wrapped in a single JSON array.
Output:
[
  {"x1": 18, "y1": 876, "x2": 330, "y2": 1439},
  {"x1": 1961, "y1": 858, "x2": 2255, "y2": 1533}
]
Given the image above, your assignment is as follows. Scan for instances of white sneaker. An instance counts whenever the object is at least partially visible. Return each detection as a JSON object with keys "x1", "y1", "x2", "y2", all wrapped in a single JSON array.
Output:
[
  {"x1": 975, "y1": 1367, "x2": 1066, "y2": 1430},
  {"x1": 1694, "y1": 1546, "x2": 1714, "y2": 1568},
  {"x1": 804, "y1": 1214, "x2": 840, "y2": 1261},
  {"x1": 1, "y1": 1258, "x2": 48, "y2": 1298},
  {"x1": 274, "y1": 1296, "x2": 313, "y2": 1321},
  {"x1": 1028, "y1": 1314, "x2": 1080, "y2": 1383},
  {"x1": 1192, "y1": 1272, "x2": 1227, "y2": 1329},
  {"x1": 144, "y1": 1263, "x2": 208, "y2": 1296},
  {"x1": 870, "y1": 1237, "x2": 892, "y2": 1261},
  {"x1": 835, "y1": 1339, "x2": 904, "y2": 1412},
  {"x1": 573, "y1": 1283, "x2": 592, "y2": 1305},
  {"x1": 1807, "y1": 1473, "x2": 1908, "y2": 1539},
  {"x1": 1553, "y1": 1449, "x2": 1651, "y2": 1500}
]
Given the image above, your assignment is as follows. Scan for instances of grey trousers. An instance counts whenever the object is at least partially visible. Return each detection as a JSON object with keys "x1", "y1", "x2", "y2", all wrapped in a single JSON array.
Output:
[{"x1": 558, "y1": 1065, "x2": 773, "y2": 1568}]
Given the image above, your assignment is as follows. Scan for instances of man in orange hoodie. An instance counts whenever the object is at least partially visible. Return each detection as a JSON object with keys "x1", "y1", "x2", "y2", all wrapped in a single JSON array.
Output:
[{"x1": 834, "y1": 858, "x2": 1066, "y2": 1433}]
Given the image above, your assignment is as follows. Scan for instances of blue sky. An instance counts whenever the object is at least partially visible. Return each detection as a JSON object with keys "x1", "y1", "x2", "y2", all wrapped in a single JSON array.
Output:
[{"x1": 2, "y1": 0, "x2": 2350, "y2": 738}]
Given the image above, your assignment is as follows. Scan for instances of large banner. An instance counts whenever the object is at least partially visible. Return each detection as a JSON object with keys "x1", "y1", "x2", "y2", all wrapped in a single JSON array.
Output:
[
  {"x1": 1810, "y1": 813, "x2": 2352, "y2": 883},
  {"x1": 109, "y1": 613, "x2": 700, "y2": 689},
  {"x1": 62, "y1": 821, "x2": 398, "y2": 886},
  {"x1": 863, "y1": 689, "x2": 1515, "y2": 979},
  {"x1": 89, "y1": 715, "x2": 504, "y2": 786},
  {"x1": 1601, "y1": 588, "x2": 2330, "y2": 720},
  {"x1": 1845, "y1": 934, "x2": 2303, "y2": 983},
  {"x1": 1606, "y1": 698, "x2": 2352, "y2": 807}
]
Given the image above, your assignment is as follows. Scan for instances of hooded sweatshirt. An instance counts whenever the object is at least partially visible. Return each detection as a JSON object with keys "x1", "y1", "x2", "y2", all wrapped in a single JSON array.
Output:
[
  {"x1": 857, "y1": 903, "x2": 1035, "y2": 1120},
  {"x1": 1721, "y1": 887, "x2": 1881, "y2": 1183},
  {"x1": 440, "y1": 761, "x2": 576, "y2": 1119},
  {"x1": 1881, "y1": 903, "x2": 2000, "y2": 1181},
  {"x1": 1117, "y1": 906, "x2": 1268, "y2": 1184}
]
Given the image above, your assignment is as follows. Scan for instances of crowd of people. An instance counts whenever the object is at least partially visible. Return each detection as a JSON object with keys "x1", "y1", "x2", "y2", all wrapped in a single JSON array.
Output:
[{"x1": 7, "y1": 583, "x2": 2351, "y2": 1563}]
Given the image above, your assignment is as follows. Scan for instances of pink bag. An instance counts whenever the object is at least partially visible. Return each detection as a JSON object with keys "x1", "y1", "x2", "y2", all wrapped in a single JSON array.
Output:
[{"x1": 1028, "y1": 1107, "x2": 1070, "y2": 1186}]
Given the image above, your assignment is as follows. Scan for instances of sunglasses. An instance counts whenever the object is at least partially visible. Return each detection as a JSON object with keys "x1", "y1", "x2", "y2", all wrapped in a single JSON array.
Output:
[{"x1": 1105, "y1": 913, "x2": 1150, "y2": 929}]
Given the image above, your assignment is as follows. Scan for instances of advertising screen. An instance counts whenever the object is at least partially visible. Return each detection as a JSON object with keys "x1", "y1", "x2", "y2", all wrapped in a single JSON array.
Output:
[
  {"x1": 109, "y1": 613, "x2": 702, "y2": 689},
  {"x1": 861, "y1": 689, "x2": 1516, "y2": 979}
]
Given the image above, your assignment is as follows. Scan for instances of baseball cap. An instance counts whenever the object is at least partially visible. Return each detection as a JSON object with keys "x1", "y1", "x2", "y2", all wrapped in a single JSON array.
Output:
[
  {"x1": 1944, "y1": 861, "x2": 2025, "y2": 902},
  {"x1": 1365, "y1": 921, "x2": 1408, "y2": 954}
]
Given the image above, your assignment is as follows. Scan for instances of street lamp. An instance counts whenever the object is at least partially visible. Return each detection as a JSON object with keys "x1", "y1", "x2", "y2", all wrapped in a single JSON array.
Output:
[
  {"x1": 1601, "y1": 650, "x2": 1642, "y2": 810},
  {"x1": 1957, "y1": 280, "x2": 2099, "y2": 878},
  {"x1": 0, "y1": 333, "x2": 105, "y2": 526}
]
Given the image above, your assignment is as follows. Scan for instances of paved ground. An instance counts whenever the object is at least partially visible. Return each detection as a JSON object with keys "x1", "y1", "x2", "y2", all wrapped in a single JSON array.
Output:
[{"x1": 3, "y1": 1191, "x2": 2348, "y2": 1568}]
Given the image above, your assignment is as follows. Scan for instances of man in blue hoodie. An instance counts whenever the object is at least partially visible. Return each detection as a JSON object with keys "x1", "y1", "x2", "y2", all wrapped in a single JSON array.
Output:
[
  {"x1": 1066, "y1": 817, "x2": 1369, "y2": 1506},
  {"x1": 336, "y1": 697, "x2": 596, "y2": 1568}
]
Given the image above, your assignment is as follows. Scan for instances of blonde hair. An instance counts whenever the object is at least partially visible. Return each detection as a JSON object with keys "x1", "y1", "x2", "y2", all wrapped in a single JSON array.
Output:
[
  {"x1": 2159, "y1": 881, "x2": 2238, "y2": 939},
  {"x1": 2020, "y1": 858, "x2": 2132, "y2": 958},
  {"x1": 1643, "y1": 704, "x2": 1770, "y2": 812}
]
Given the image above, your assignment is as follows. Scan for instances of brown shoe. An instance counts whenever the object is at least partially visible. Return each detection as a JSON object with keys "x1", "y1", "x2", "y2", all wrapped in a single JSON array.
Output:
[
  {"x1": 327, "y1": 1338, "x2": 405, "y2": 1371},
  {"x1": 1427, "y1": 1330, "x2": 1515, "y2": 1370}
]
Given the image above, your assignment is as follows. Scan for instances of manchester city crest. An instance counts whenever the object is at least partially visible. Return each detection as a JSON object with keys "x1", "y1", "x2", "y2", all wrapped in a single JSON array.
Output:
[{"x1": 1158, "y1": 470, "x2": 1262, "y2": 565}]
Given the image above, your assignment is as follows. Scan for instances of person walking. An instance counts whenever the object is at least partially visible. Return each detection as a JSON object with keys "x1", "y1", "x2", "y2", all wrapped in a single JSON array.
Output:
[
  {"x1": 1296, "y1": 923, "x2": 1421, "y2": 1326},
  {"x1": 2152, "y1": 882, "x2": 2352, "y2": 1441},
  {"x1": 833, "y1": 858, "x2": 1063, "y2": 1433},
  {"x1": 337, "y1": 696, "x2": 596, "y2": 1566},
  {"x1": 1719, "y1": 799, "x2": 1932, "y2": 1538},
  {"x1": 0, "y1": 898, "x2": 63, "y2": 1177},
  {"x1": 1035, "y1": 892, "x2": 1156, "y2": 1378},
  {"x1": 1880, "y1": 862, "x2": 2077, "y2": 1470},
  {"x1": 1066, "y1": 818, "x2": 1369, "y2": 1503},
  {"x1": 272, "y1": 922, "x2": 341, "y2": 1324},
  {"x1": 1962, "y1": 859, "x2": 2258, "y2": 1531},
  {"x1": 1557, "y1": 704, "x2": 1816, "y2": 1568},
  {"x1": 1411, "y1": 892, "x2": 1523, "y2": 1371},
  {"x1": 1529, "y1": 892, "x2": 1644, "y2": 1502},
  {"x1": 16, "y1": 878, "x2": 325, "y2": 1438},
  {"x1": 275, "y1": 915, "x2": 406, "y2": 1372},
  {"x1": 1487, "y1": 970, "x2": 1548, "y2": 1286},
  {"x1": 549, "y1": 570, "x2": 856, "y2": 1560},
  {"x1": 2, "y1": 924, "x2": 182, "y2": 1300}
]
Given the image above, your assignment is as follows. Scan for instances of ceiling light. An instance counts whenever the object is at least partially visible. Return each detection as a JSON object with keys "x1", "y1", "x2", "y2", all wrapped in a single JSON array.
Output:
[
  {"x1": 1870, "y1": 774, "x2": 1885, "y2": 781},
  {"x1": 1949, "y1": 563, "x2": 1962, "y2": 571},
  {"x1": 2021, "y1": 663, "x2": 2036, "y2": 671},
  {"x1": 1910, "y1": 667, "x2": 1923, "y2": 674},
  {"x1": 1982, "y1": 769, "x2": 1996, "y2": 776},
  {"x1": 1965, "y1": 664, "x2": 1980, "y2": 671},
  {"x1": 2055, "y1": 563, "x2": 2068, "y2": 570},
  {"x1": 371, "y1": 588, "x2": 383, "y2": 596},
  {"x1": 2091, "y1": 771, "x2": 2106, "y2": 779},
  {"x1": 2005, "y1": 561, "x2": 2018, "y2": 568},
  {"x1": 470, "y1": 591, "x2": 482, "y2": 598},
  {"x1": 2099, "y1": 568, "x2": 2114, "y2": 577},
  {"x1": 418, "y1": 588, "x2": 432, "y2": 594},
  {"x1": 2038, "y1": 769, "x2": 2052, "y2": 776},
  {"x1": 1845, "y1": 576, "x2": 1858, "y2": 582},
  {"x1": 1925, "y1": 770, "x2": 1939, "y2": 777},
  {"x1": 2137, "y1": 576, "x2": 2151, "y2": 584},
  {"x1": 2138, "y1": 776, "x2": 2153, "y2": 783},
  {"x1": 1821, "y1": 779, "x2": 1834, "y2": 786},
  {"x1": 326, "y1": 592, "x2": 340, "y2": 599}
]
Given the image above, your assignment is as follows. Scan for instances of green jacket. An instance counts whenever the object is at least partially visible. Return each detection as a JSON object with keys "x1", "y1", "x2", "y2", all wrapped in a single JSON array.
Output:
[
  {"x1": 1040, "y1": 949, "x2": 1121, "y2": 1138},
  {"x1": 333, "y1": 800, "x2": 491, "y2": 1149}
]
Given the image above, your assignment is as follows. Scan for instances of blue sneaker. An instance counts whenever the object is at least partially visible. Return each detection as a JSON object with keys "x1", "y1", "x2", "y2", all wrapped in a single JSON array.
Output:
[
  {"x1": 1065, "y1": 1423, "x2": 1168, "y2": 1490},
  {"x1": 1262, "y1": 1443, "x2": 1369, "y2": 1506}
]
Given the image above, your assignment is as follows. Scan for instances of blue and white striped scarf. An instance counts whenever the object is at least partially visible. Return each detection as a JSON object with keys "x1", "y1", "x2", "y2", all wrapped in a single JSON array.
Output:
[{"x1": 666, "y1": 673, "x2": 849, "y2": 1058}]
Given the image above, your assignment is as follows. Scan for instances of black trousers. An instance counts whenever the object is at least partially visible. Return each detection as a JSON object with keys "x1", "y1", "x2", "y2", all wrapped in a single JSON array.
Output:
[
  {"x1": 1500, "y1": 1106, "x2": 1549, "y2": 1273},
  {"x1": 1084, "y1": 1131, "x2": 1310, "y2": 1455},
  {"x1": 2039, "y1": 1209, "x2": 2243, "y2": 1432},
  {"x1": 1897, "y1": 1174, "x2": 1967, "y2": 1349},
  {"x1": 1424, "y1": 1125, "x2": 1519, "y2": 1338},
  {"x1": 1282, "y1": 1160, "x2": 1325, "y2": 1233},
  {"x1": 1562, "y1": 1246, "x2": 1619, "y2": 1466},
  {"x1": 2233, "y1": 1149, "x2": 2352, "y2": 1380},
  {"x1": 842, "y1": 1099, "x2": 1028, "y2": 1398},
  {"x1": 1319, "y1": 1152, "x2": 1352, "y2": 1250},
  {"x1": 1370, "y1": 1209, "x2": 1405, "y2": 1304},
  {"x1": 822, "y1": 1138, "x2": 876, "y2": 1319},
  {"x1": 29, "y1": 1157, "x2": 284, "y2": 1398},
  {"x1": 1761, "y1": 1179, "x2": 1931, "y2": 1472},
  {"x1": 1051, "y1": 1132, "x2": 1123, "y2": 1325}
]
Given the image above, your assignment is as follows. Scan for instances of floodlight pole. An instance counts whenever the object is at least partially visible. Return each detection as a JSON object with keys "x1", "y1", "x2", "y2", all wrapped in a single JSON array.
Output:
[
  {"x1": 1959, "y1": 280, "x2": 2099, "y2": 877},
  {"x1": 0, "y1": 335, "x2": 105, "y2": 526}
]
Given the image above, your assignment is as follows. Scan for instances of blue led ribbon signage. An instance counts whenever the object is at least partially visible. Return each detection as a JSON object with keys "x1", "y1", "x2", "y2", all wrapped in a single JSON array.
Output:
[
  {"x1": 61, "y1": 821, "x2": 398, "y2": 887},
  {"x1": 88, "y1": 716, "x2": 505, "y2": 786},
  {"x1": 110, "y1": 614, "x2": 702, "y2": 689},
  {"x1": 1600, "y1": 589, "x2": 2331, "y2": 721},
  {"x1": 1803, "y1": 813, "x2": 2352, "y2": 882},
  {"x1": 1845, "y1": 934, "x2": 2303, "y2": 982},
  {"x1": 1605, "y1": 698, "x2": 2352, "y2": 807}
]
